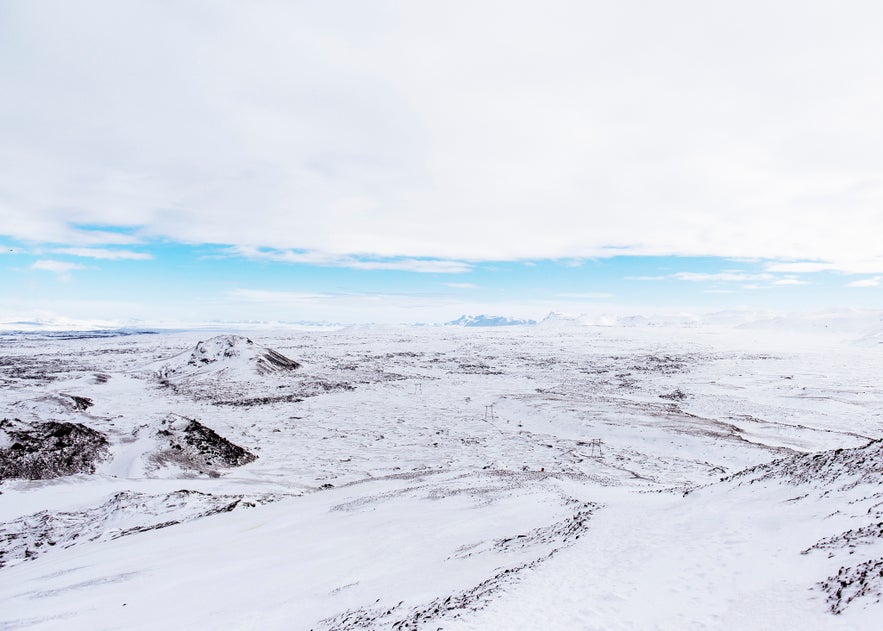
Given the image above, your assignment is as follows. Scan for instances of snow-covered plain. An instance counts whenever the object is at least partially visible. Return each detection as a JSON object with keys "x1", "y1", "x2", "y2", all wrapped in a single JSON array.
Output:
[{"x1": 1, "y1": 321, "x2": 882, "y2": 629}]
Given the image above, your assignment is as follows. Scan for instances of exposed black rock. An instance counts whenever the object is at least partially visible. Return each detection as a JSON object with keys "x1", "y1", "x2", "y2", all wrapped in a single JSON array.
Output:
[
  {"x1": 0, "y1": 418, "x2": 109, "y2": 480},
  {"x1": 212, "y1": 394, "x2": 305, "y2": 407},
  {"x1": 660, "y1": 389, "x2": 688, "y2": 401},
  {"x1": 64, "y1": 394, "x2": 94, "y2": 410},
  {"x1": 180, "y1": 419, "x2": 256, "y2": 466},
  {"x1": 152, "y1": 415, "x2": 257, "y2": 475},
  {"x1": 0, "y1": 354, "x2": 85, "y2": 385}
]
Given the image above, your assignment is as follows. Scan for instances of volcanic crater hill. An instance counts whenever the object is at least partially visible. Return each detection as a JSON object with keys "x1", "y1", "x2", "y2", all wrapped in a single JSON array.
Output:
[
  {"x1": 153, "y1": 334, "x2": 301, "y2": 381},
  {"x1": 147, "y1": 334, "x2": 307, "y2": 403},
  {"x1": 146, "y1": 334, "x2": 360, "y2": 405},
  {"x1": 0, "y1": 418, "x2": 110, "y2": 480}
]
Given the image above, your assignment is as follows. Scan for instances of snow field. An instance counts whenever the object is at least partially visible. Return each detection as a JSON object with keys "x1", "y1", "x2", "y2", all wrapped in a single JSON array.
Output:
[{"x1": 1, "y1": 322, "x2": 882, "y2": 628}]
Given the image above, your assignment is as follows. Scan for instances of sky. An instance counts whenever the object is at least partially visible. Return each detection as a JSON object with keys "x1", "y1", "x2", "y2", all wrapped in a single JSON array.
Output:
[{"x1": 1, "y1": 0, "x2": 882, "y2": 326}]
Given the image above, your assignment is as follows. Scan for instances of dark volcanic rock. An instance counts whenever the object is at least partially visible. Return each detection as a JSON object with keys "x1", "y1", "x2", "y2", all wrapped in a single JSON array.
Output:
[
  {"x1": 64, "y1": 394, "x2": 94, "y2": 410},
  {"x1": 659, "y1": 389, "x2": 688, "y2": 401},
  {"x1": 181, "y1": 419, "x2": 257, "y2": 467},
  {"x1": 212, "y1": 394, "x2": 305, "y2": 407},
  {"x1": 0, "y1": 418, "x2": 109, "y2": 480},
  {"x1": 153, "y1": 414, "x2": 257, "y2": 474}
]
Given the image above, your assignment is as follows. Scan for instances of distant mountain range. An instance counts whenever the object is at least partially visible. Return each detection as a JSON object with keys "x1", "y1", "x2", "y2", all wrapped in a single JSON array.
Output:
[{"x1": 445, "y1": 314, "x2": 537, "y2": 327}]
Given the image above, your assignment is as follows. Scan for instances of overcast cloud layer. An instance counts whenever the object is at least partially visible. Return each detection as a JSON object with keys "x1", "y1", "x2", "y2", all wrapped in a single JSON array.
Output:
[{"x1": 2, "y1": 1, "x2": 882, "y2": 271}]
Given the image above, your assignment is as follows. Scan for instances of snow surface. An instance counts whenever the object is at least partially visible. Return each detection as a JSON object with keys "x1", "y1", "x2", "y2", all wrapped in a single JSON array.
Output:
[{"x1": 1, "y1": 322, "x2": 882, "y2": 629}]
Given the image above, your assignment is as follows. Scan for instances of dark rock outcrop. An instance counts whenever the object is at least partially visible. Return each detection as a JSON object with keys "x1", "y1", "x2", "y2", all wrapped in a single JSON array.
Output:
[
  {"x1": 152, "y1": 414, "x2": 257, "y2": 475},
  {"x1": 0, "y1": 418, "x2": 109, "y2": 480}
]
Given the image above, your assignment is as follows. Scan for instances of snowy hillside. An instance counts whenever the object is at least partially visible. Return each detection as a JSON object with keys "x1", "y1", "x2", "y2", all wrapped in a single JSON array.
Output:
[{"x1": 1, "y1": 323, "x2": 882, "y2": 629}]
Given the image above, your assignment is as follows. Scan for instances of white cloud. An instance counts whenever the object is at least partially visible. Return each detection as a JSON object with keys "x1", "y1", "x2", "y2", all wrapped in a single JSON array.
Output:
[
  {"x1": 632, "y1": 271, "x2": 782, "y2": 284},
  {"x1": 633, "y1": 271, "x2": 812, "y2": 288},
  {"x1": 347, "y1": 259, "x2": 471, "y2": 274},
  {"x1": 227, "y1": 289, "x2": 337, "y2": 303},
  {"x1": 771, "y1": 278, "x2": 810, "y2": 286},
  {"x1": 766, "y1": 260, "x2": 883, "y2": 275},
  {"x1": 1, "y1": 2, "x2": 883, "y2": 272},
  {"x1": 672, "y1": 272, "x2": 774, "y2": 283},
  {"x1": 765, "y1": 262, "x2": 832, "y2": 274},
  {"x1": 30, "y1": 259, "x2": 86, "y2": 280},
  {"x1": 231, "y1": 246, "x2": 471, "y2": 273},
  {"x1": 556, "y1": 292, "x2": 615, "y2": 300},
  {"x1": 846, "y1": 277, "x2": 882, "y2": 288},
  {"x1": 53, "y1": 247, "x2": 153, "y2": 260}
]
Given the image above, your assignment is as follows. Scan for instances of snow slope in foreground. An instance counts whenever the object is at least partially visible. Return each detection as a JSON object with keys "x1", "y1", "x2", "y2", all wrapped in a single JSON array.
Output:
[{"x1": 1, "y1": 324, "x2": 882, "y2": 629}]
